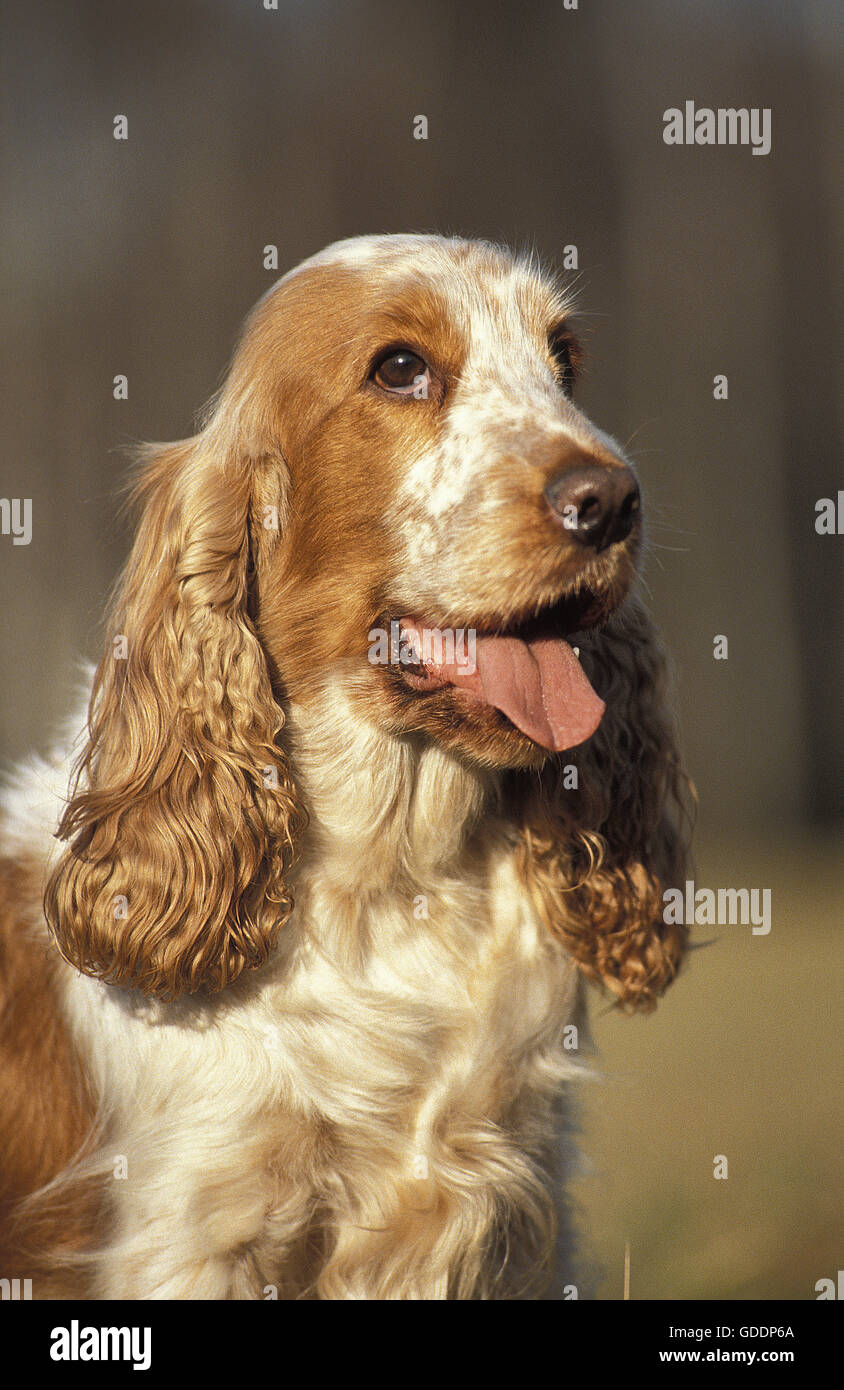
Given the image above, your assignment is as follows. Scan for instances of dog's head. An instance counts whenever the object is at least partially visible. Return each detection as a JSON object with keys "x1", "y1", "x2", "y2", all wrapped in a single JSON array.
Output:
[
  {"x1": 46, "y1": 235, "x2": 691, "y2": 1004},
  {"x1": 244, "y1": 235, "x2": 639, "y2": 769}
]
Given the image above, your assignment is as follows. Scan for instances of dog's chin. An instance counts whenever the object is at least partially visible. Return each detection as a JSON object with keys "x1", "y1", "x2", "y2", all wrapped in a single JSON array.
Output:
[{"x1": 380, "y1": 677, "x2": 556, "y2": 770}]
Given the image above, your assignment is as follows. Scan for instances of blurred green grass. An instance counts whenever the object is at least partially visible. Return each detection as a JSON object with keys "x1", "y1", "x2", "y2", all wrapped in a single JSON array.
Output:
[{"x1": 572, "y1": 830, "x2": 843, "y2": 1299}]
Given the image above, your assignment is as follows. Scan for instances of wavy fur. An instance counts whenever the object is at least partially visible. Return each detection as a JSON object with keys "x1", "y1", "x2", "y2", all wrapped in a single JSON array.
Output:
[{"x1": 44, "y1": 438, "x2": 307, "y2": 998}]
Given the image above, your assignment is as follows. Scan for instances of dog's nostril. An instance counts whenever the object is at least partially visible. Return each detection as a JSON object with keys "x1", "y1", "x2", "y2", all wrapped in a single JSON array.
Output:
[
  {"x1": 577, "y1": 493, "x2": 604, "y2": 531},
  {"x1": 545, "y1": 463, "x2": 640, "y2": 551},
  {"x1": 614, "y1": 483, "x2": 641, "y2": 540}
]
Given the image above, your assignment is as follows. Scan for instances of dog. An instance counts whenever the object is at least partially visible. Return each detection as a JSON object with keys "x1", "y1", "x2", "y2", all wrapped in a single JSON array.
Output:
[{"x1": 0, "y1": 234, "x2": 690, "y2": 1299}]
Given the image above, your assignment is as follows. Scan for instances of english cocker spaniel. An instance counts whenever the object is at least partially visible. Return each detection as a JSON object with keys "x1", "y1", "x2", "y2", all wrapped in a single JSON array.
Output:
[{"x1": 0, "y1": 234, "x2": 690, "y2": 1299}]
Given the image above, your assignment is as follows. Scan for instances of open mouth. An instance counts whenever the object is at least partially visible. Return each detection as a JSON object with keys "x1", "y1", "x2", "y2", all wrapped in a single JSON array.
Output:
[{"x1": 384, "y1": 582, "x2": 613, "y2": 754}]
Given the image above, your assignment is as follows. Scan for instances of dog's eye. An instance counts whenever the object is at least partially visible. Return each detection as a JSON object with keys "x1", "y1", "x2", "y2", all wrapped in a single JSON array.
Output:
[
  {"x1": 548, "y1": 332, "x2": 577, "y2": 397},
  {"x1": 372, "y1": 349, "x2": 431, "y2": 396}
]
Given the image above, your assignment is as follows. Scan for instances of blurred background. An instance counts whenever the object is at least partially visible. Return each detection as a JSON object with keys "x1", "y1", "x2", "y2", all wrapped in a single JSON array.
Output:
[{"x1": 1, "y1": 0, "x2": 841, "y2": 1298}]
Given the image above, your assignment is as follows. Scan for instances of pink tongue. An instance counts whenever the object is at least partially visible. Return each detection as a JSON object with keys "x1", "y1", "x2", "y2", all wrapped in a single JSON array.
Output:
[{"x1": 401, "y1": 623, "x2": 606, "y2": 752}]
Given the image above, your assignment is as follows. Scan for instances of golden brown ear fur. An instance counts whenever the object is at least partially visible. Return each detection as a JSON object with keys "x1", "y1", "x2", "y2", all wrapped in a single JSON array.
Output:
[
  {"x1": 514, "y1": 593, "x2": 693, "y2": 1011},
  {"x1": 44, "y1": 433, "x2": 306, "y2": 999}
]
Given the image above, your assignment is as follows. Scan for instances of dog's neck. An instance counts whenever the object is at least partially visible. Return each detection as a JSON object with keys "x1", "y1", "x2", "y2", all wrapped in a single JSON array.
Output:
[{"x1": 285, "y1": 682, "x2": 500, "y2": 891}]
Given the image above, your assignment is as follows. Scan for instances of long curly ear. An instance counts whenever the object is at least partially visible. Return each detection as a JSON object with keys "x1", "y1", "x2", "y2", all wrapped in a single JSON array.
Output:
[
  {"x1": 44, "y1": 434, "x2": 306, "y2": 999},
  {"x1": 514, "y1": 593, "x2": 694, "y2": 1012}
]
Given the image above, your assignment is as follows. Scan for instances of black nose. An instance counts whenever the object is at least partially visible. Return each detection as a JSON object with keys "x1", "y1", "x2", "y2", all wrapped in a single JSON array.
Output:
[{"x1": 544, "y1": 463, "x2": 640, "y2": 551}]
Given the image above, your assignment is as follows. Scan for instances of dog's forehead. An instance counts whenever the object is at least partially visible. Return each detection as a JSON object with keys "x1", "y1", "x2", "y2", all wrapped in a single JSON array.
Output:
[
  {"x1": 275, "y1": 234, "x2": 568, "y2": 354},
  {"x1": 282, "y1": 233, "x2": 451, "y2": 276}
]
